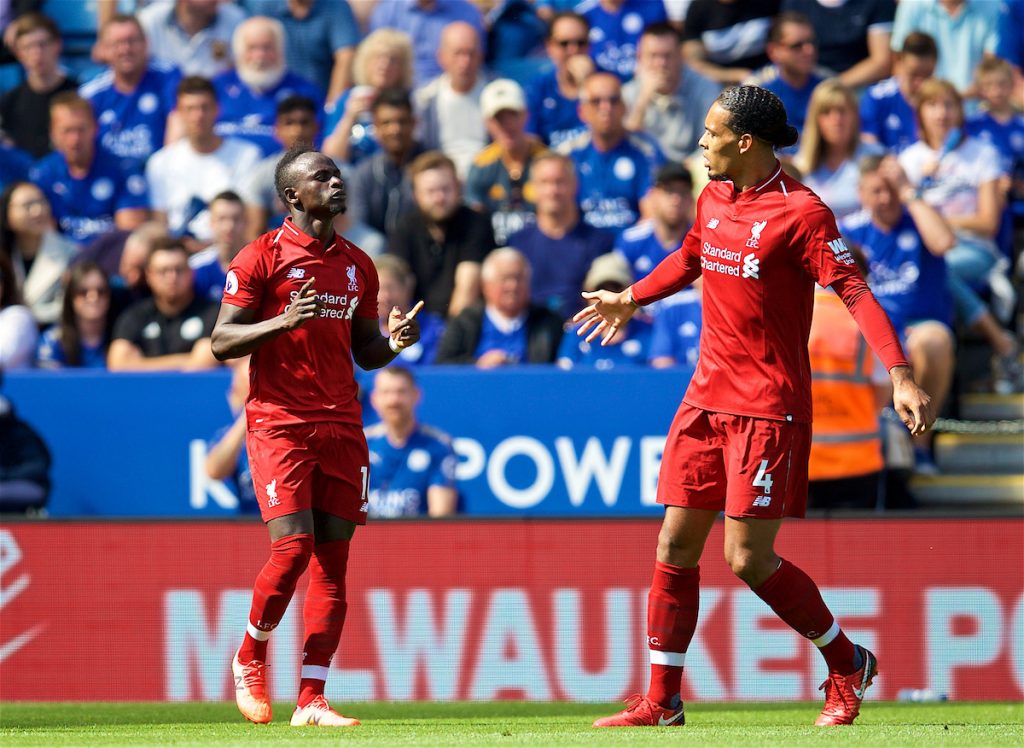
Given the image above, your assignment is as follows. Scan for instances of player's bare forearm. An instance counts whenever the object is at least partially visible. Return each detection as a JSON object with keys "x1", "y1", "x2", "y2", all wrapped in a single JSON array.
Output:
[
  {"x1": 353, "y1": 334, "x2": 401, "y2": 370},
  {"x1": 212, "y1": 279, "x2": 322, "y2": 360},
  {"x1": 211, "y1": 314, "x2": 292, "y2": 361},
  {"x1": 352, "y1": 302, "x2": 423, "y2": 370}
]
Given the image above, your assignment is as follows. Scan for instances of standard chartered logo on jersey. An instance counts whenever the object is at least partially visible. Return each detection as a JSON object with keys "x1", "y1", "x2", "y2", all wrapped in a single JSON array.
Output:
[{"x1": 285, "y1": 290, "x2": 360, "y2": 320}]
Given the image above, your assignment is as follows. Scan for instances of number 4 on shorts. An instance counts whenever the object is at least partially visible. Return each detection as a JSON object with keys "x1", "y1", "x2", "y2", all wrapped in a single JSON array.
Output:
[{"x1": 753, "y1": 460, "x2": 773, "y2": 494}]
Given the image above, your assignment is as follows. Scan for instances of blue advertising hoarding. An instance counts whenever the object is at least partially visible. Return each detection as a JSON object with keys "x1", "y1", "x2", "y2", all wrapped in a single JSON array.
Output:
[{"x1": 5, "y1": 367, "x2": 693, "y2": 517}]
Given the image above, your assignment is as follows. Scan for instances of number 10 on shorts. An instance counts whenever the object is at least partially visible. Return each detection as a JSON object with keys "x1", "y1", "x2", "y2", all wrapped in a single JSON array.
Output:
[{"x1": 752, "y1": 459, "x2": 773, "y2": 507}]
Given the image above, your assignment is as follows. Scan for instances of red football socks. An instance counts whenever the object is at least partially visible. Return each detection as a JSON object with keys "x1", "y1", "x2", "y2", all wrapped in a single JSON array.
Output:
[
  {"x1": 753, "y1": 558, "x2": 858, "y2": 674},
  {"x1": 646, "y1": 561, "x2": 700, "y2": 708},
  {"x1": 297, "y1": 539, "x2": 351, "y2": 707},
  {"x1": 238, "y1": 533, "x2": 314, "y2": 664}
]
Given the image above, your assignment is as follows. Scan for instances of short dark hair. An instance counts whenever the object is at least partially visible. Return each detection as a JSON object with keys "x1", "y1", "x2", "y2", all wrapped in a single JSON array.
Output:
[
  {"x1": 640, "y1": 21, "x2": 680, "y2": 42},
  {"x1": 408, "y1": 150, "x2": 457, "y2": 182},
  {"x1": 371, "y1": 87, "x2": 413, "y2": 115},
  {"x1": 10, "y1": 12, "x2": 60, "y2": 43},
  {"x1": 376, "y1": 364, "x2": 417, "y2": 387},
  {"x1": 546, "y1": 11, "x2": 589, "y2": 40},
  {"x1": 274, "y1": 144, "x2": 317, "y2": 203},
  {"x1": 715, "y1": 85, "x2": 798, "y2": 149},
  {"x1": 901, "y1": 31, "x2": 938, "y2": 60},
  {"x1": 768, "y1": 11, "x2": 813, "y2": 44},
  {"x1": 177, "y1": 76, "x2": 217, "y2": 101},
  {"x1": 275, "y1": 95, "x2": 317, "y2": 120},
  {"x1": 146, "y1": 236, "x2": 188, "y2": 267},
  {"x1": 210, "y1": 190, "x2": 243, "y2": 207},
  {"x1": 101, "y1": 13, "x2": 145, "y2": 38}
]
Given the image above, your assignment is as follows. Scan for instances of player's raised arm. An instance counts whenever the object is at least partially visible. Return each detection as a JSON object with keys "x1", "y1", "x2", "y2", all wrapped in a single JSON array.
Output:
[{"x1": 211, "y1": 278, "x2": 323, "y2": 361}]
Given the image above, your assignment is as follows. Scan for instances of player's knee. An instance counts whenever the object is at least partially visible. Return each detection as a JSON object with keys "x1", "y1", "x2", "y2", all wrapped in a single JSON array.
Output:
[
  {"x1": 270, "y1": 533, "x2": 315, "y2": 582},
  {"x1": 725, "y1": 547, "x2": 771, "y2": 586},
  {"x1": 656, "y1": 526, "x2": 700, "y2": 566}
]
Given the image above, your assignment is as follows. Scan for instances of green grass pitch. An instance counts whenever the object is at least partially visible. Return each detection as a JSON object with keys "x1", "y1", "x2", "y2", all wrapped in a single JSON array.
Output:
[{"x1": 1, "y1": 701, "x2": 1021, "y2": 746}]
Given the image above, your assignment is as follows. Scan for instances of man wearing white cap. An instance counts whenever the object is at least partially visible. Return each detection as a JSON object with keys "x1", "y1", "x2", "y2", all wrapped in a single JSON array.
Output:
[{"x1": 465, "y1": 79, "x2": 547, "y2": 245}]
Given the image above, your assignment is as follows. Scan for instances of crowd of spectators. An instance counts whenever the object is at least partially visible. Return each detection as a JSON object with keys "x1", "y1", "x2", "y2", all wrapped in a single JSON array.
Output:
[{"x1": 2, "y1": 0, "x2": 1023, "y2": 496}]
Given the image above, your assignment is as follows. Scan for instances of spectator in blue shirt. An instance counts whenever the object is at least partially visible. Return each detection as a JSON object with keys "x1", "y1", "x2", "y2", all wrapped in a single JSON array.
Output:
[
  {"x1": 744, "y1": 12, "x2": 828, "y2": 142},
  {"x1": 841, "y1": 155, "x2": 957, "y2": 471},
  {"x1": 204, "y1": 357, "x2": 259, "y2": 515},
  {"x1": 576, "y1": 0, "x2": 668, "y2": 81},
  {"x1": 860, "y1": 31, "x2": 937, "y2": 153},
  {"x1": 507, "y1": 151, "x2": 614, "y2": 320},
  {"x1": 30, "y1": 93, "x2": 150, "y2": 247},
  {"x1": 242, "y1": 0, "x2": 360, "y2": 102},
  {"x1": 558, "y1": 252, "x2": 652, "y2": 369},
  {"x1": 322, "y1": 28, "x2": 415, "y2": 166},
  {"x1": 81, "y1": 14, "x2": 181, "y2": 171},
  {"x1": 614, "y1": 162, "x2": 693, "y2": 281},
  {"x1": 996, "y1": 0, "x2": 1024, "y2": 71},
  {"x1": 374, "y1": 254, "x2": 446, "y2": 368},
  {"x1": 524, "y1": 11, "x2": 591, "y2": 149},
  {"x1": 189, "y1": 191, "x2": 248, "y2": 304},
  {"x1": 365, "y1": 366, "x2": 458, "y2": 518},
  {"x1": 558, "y1": 71, "x2": 664, "y2": 231},
  {"x1": 649, "y1": 287, "x2": 703, "y2": 369},
  {"x1": 436, "y1": 248, "x2": 564, "y2": 366},
  {"x1": 212, "y1": 17, "x2": 324, "y2": 157},
  {"x1": 967, "y1": 57, "x2": 1024, "y2": 233},
  {"x1": 36, "y1": 261, "x2": 114, "y2": 369},
  {"x1": 369, "y1": 0, "x2": 485, "y2": 88}
]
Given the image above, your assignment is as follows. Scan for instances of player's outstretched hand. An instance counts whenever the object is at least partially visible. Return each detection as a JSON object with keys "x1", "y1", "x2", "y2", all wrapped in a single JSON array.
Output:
[
  {"x1": 572, "y1": 289, "x2": 638, "y2": 346},
  {"x1": 892, "y1": 369, "x2": 935, "y2": 436},
  {"x1": 282, "y1": 278, "x2": 322, "y2": 330},
  {"x1": 388, "y1": 300, "x2": 424, "y2": 351}
]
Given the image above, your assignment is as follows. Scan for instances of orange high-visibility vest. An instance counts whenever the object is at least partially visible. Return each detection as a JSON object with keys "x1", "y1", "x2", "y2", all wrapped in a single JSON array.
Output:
[{"x1": 808, "y1": 289, "x2": 884, "y2": 481}]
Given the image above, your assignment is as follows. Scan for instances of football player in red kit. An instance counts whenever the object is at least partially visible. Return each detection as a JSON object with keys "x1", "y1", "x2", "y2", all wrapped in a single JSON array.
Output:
[
  {"x1": 211, "y1": 145, "x2": 423, "y2": 727},
  {"x1": 577, "y1": 87, "x2": 933, "y2": 728}
]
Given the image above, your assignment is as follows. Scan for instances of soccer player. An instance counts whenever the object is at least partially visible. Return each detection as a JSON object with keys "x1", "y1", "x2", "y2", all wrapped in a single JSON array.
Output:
[
  {"x1": 210, "y1": 144, "x2": 423, "y2": 727},
  {"x1": 578, "y1": 86, "x2": 933, "y2": 728}
]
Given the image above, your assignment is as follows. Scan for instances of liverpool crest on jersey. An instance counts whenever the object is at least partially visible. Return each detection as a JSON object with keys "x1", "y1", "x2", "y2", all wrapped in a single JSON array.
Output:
[
  {"x1": 346, "y1": 265, "x2": 358, "y2": 291},
  {"x1": 746, "y1": 220, "x2": 768, "y2": 248}
]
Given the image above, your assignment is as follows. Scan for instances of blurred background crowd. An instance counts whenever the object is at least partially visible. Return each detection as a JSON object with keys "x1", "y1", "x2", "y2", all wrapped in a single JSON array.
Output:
[{"x1": 1, "y1": 0, "x2": 1022, "y2": 516}]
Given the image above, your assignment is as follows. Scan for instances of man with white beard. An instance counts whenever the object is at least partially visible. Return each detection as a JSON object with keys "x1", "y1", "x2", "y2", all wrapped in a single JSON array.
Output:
[{"x1": 212, "y1": 17, "x2": 324, "y2": 157}]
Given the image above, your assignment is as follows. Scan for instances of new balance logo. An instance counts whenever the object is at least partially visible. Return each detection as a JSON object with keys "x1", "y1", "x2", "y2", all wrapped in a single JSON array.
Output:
[
  {"x1": 827, "y1": 237, "x2": 856, "y2": 265},
  {"x1": 706, "y1": 218, "x2": 720, "y2": 229},
  {"x1": 753, "y1": 495, "x2": 772, "y2": 507},
  {"x1": 266, "y1": 479, "x2": 280, "y2": 507},
  {"x1": 286, "y1": 267, "x2": 306, "y2": 279},
  {"x1": 741, "y1": 253, "x2": 760, "y2": 279}
]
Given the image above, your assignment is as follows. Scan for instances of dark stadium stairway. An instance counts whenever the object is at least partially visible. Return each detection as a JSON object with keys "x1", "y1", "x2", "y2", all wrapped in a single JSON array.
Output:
[{"x1": 911, "y1": 393, "x2": 1024, "y2": 509}]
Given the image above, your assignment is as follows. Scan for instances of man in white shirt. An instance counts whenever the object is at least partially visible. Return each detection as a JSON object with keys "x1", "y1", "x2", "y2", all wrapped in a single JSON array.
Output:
[
  {"x1": 413, "y1": 21, "x2": 487, "y2": 180},
  {"x1": 137, "y1": 0, "x2": 245, "y2": 78},
  {"x1": 145, "y1": 76, "x2": 262, "y2": 248}
]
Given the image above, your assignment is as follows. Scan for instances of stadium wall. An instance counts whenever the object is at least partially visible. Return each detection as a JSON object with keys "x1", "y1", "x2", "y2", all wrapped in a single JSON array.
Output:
[
  {"x1": 2, "y1": 520, "x2": 1022, "y2": 702},
  {"x1": 5, "y1": 369, "x2": 692, "y2": 518}
]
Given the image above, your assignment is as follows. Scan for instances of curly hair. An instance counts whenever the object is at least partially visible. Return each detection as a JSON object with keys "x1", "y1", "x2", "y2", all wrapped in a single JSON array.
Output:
[{"x1": 715, "y1": 85, "x2": 799, "y2": 149}]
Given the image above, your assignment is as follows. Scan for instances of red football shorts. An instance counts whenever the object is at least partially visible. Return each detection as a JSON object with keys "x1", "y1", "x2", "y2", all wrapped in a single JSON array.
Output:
[
  {"x1": 246, "y1": 422, "x2": 370, "y2": 524},
  {"x1": 657, "y1": 402, "x2": 811, "y2": 519}
]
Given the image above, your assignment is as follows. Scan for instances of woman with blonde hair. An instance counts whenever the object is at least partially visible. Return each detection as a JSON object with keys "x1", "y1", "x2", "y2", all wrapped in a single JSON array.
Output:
[
  {"x1": 898, "y1": 78, "x2": 1019, "y2": 392},
  {"x1": 794, "y1": 79, "x2": 882, "y2": 222},
  {"x1": 322, "y1": 28, "x2": 415, "y2": 165}
]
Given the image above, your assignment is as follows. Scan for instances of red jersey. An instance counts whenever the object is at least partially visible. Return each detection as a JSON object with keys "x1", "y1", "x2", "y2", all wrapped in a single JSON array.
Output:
[
  {"x1": 632, "y1": 164, "x2": 907, "y2": 423},
  {"x1": 224, "y1": 218, "x2": 379, "y2": 428}
]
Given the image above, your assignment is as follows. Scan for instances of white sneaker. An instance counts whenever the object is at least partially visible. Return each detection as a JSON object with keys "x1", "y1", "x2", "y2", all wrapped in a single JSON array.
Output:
[{"x1": 290, "y1": 695, "x2": 360, "y2": 727}]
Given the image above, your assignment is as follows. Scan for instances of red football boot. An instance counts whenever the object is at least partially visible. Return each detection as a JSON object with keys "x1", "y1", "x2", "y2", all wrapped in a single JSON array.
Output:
[
  {"x1": 593, "y1": 695, "x2": 685, "y2": 728},
  {"x1": 815, "y1": 645, "x2": 878, "y2": 726}
]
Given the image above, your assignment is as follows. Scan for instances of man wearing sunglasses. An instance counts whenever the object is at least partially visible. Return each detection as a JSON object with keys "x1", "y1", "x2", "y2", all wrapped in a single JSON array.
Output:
[
  {"x1": 744, "y1": 12, "x2": 829, "y2": 140},
  {"x1": 524, "y1": 11, "x2": 592, "y2": 149}
]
